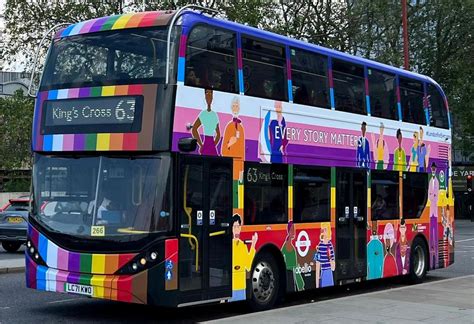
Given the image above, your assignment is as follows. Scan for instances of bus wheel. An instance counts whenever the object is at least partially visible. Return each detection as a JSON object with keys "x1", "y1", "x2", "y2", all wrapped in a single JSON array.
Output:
[
  {"x1": 407, "y1": 237, "x2": 428, "y2": 284},
  {"x1": 249, "y1": 252, "x2": 280, "y2": 311},
  {"x1": 2, "y1": 241, "x2": 22, "y2": 253}
]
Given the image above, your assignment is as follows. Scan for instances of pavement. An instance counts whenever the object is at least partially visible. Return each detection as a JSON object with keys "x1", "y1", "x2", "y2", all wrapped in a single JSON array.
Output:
[{"x1": 204, "y1": 275, "x2": 474, "y2": 324}]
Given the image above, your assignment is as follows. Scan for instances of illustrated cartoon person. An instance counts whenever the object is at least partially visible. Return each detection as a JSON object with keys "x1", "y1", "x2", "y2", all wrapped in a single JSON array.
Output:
[
  {"x1": 367, "y1": 221, "x2": 384, "y2": 279},
  {"x1": 428, "y1": 162, "x2": 439, "y2": 268},
  {"x1": 417, "y1": 127, "x2": 431, "y2": 172},
  {"x1": 191, "y1": 88, "x2": 221, "y2": 156},
  {"x1": 442, "y1": 206, "x2": 452, "y2": 267},
  {"x1": 382, "y1": 223, "x2": 398, "y2": 277},
  {"x1": 268, "y1": 101, "x2": 288, "y2": 163},
  {"x1": 393, "y1": 129, "x2": 407, "y2": 171},
  {"x1": 221, "y1": 97, "x2": 245, "y2": 159},
  {"x1": 396, "y1": 219, "x2": 410, "y2": 275},
  {"x1": 230, "y1": 214, "x2": 258, "y2": 301},
  {"x1": 407, "y1": 131, "x2": 419, "y2": 172},
  {"x1": 281, "y1": 221, "x2": 305, "y2": 291},
  {"x1": 371, "y1": 122, "x2": 389, "y2": 170},
  {"x1": 314, "y1": 222, "x2": 335, "y2": 288},
  {"x1": 356, "y1": 121, "x2": 371, "y2": 168}
]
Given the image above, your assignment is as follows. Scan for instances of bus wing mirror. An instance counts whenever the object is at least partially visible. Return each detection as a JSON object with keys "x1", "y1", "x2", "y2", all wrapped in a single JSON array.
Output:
[{"x1": 178, "y1": 138, "x2": 198, "y2": 152}]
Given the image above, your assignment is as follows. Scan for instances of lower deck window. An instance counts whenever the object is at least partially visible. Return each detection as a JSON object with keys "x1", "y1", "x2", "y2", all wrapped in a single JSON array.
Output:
[
  {"x1": 244, "y1": 163, "x2": 287, "y2": 224},
  {"x1": 403, "y1": 172, "x2": 428, "y2": 219},
  {"x1": 371, "y1": 170, "x2": 399, "y2": 220}
]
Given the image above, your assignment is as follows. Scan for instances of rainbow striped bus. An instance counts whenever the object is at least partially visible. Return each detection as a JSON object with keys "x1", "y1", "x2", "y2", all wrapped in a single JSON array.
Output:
[{"x1": 26, "y1": 7, "x2": 454, "y2": 310}]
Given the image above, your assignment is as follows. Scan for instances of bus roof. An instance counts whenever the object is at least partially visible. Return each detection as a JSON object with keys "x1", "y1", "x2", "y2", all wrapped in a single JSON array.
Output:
[
  {"x1": 55, "y1": 10, "x2": 175, "y2": 39},
  {"x1": 54, "y1": 9, "x2": 447, "y2": 99}
]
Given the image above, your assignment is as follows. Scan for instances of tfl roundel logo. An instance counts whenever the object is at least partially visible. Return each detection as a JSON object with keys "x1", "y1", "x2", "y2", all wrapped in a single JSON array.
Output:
[{"x1": 295, "y1": 230, "x2": 311, "y2": 257}]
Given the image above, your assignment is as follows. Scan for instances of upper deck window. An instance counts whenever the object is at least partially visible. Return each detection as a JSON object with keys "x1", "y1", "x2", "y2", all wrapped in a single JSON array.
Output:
[
  {"x1": 290, "y1": 48, "x2": 329, "y2": 108},
  {"x1": 400, "y1": 77, "x2": 426, "y2": 125},
  {"x1": 427, "y1": 84, "x2": 449, "y2": 129},
  {"x1": 333, "y1": 59, "x2": 366, "y2": 115},
  {"x1": 41, "y1": 27, "x2": 175, "y2": 91},
  {"x1": 368, "y1": 68, "x2": 397, "y2": 120},
  {"x1": 185, "y1": 25, "x2": 237, "y2": 93},
  {"x1": 242, "y1": 36, "x2": 287, "y2": 101}
]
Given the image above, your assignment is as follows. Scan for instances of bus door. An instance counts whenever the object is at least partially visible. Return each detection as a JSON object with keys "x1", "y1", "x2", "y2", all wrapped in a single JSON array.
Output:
[
  {"x1": 335, "y1": 169, "x2": 367, "y2": 282},
  {"x1": 178, "y1": 156, "x2": 233, "y2": 304}
]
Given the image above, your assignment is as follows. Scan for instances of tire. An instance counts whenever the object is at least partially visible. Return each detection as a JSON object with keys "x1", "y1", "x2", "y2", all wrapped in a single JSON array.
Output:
[
  {"x1": 2, "y1": 241, "x2": 22, "y2": 253},
  {"x1": 248, "y1": 252, "x2": 281, "y2": 312},
  {"x1": 407, "y1": 237, "x2": 428, "y2": 284}
]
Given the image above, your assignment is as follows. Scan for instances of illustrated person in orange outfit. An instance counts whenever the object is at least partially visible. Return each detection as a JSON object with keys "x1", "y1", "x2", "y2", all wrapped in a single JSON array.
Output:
[
  {"x1": 222, "y1": 97, "x2": 245, "y2": 159},
  {"x1": 230, "y1": 214, "x2": 258, "y2": 302}
]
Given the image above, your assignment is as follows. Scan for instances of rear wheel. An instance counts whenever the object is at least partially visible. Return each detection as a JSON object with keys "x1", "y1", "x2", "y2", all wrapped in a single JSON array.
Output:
[
  {"x1": 248, "y1": 252, "x2": 280, "y2": 312},
  {"x1": 407, "y1": 237, "x2": 428, "y2": 284},
  {"x1": 2, "y1": 241, "x2": 22, "y2": 253}
]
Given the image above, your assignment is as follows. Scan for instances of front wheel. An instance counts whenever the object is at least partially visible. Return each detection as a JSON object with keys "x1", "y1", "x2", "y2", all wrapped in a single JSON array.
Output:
[
  {"x1": 407, "y1": 237, "x2": 428, "y2": 284},
  {"x1": 248, "y1": 252, "x2": 280, "y2": 311},
  {"x1": 2, "y1": 241, "x2": 22, "y2": 253}
]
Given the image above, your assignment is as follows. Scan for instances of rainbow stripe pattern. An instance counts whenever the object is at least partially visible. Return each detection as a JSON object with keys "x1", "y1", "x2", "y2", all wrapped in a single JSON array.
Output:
[
  {"x1": 328, "y1": 58, "x2": 335, "y2": 109},
  {"x1": 286, "y1": 47, "x2": 293, "y2": 102},
  {"x1": 396, "y1": 75, "x2": 402, "y2": 121},
  {"x1": 26, "y1": 225, "x2": 150, "y2": 303},
  {"x1": 177, "y1": 28, "x2": 190, "y2": 83},
  {"x1": 56, "y1": 11, "x2": 173, "y2": 38},
  {"x1": 32, "y1": 84, "x2": 156, "y2": 152}
]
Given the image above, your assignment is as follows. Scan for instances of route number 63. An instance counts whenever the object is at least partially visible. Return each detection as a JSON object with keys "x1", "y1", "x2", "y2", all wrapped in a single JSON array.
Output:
[{"x1": 247, "y1": 168, "x2": 258, "y2": 183}]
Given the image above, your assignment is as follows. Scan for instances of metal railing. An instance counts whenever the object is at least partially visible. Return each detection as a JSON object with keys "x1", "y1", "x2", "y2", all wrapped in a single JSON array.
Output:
[
  {"x1": 27, "y1": 23, "x2": 71, "y2": 98},
  {"x1": 165, "y1": 4, "x2": 219, "y2": 86}
]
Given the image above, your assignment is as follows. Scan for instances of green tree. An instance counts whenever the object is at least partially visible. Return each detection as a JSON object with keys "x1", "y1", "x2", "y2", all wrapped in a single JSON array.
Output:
[{"x1": 0, "y1": 90, "x2": 34, "y2": 169}]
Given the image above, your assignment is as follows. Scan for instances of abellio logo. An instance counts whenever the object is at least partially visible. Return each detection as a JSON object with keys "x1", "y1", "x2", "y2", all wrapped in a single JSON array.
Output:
[
  {"x1": 295, "y1": 230, "x2": 311, "y2": 257},
  {"x1": 294, "y1": 262, "x2": 312, "y2": 274}
]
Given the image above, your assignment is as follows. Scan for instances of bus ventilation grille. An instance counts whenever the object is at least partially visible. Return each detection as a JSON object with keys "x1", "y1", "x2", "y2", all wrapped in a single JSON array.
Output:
[
  {"x1": 438, "y1": 239, "x2": 449, "y2": 262},
  {"x1": 438, "y1": 145, "x2": 449, "y2": 160}
]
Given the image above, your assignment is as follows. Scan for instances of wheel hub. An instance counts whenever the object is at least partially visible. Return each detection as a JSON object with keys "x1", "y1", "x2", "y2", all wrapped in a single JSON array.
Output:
[{"x1": 252, "y1": 261, "x2": 275, "y2": 303}]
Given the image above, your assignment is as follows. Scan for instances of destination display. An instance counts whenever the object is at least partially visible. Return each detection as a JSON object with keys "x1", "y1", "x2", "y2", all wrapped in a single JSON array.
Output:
[{"x1": 42, "y1": 96, "x2": 143, "y2": 134}]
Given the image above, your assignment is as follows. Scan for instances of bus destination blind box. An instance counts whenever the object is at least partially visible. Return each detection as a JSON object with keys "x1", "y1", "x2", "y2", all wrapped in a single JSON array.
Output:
[{"x1": 41, "y1": 95, "x2": 144, "y2": 134}]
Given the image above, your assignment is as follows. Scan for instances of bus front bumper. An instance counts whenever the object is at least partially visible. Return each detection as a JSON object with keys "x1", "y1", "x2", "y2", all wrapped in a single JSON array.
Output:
[{"x1": 25, "y1": 254, "x2": 148, "y2": 304}]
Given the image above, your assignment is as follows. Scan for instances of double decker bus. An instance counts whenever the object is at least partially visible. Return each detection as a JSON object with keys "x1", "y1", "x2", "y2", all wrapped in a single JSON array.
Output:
[{"x1": 26, "y1": 7, "x2": 454, "y2": 310}]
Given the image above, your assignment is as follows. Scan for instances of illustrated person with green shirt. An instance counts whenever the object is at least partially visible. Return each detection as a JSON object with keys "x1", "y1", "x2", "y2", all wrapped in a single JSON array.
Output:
[
  {"x1": 281, "y1": 221, "x2": 305, "y2": 291},
  {"x1": 393, "y1": 129, "x2": 407, "y2": 171},
  {"x1": 191, "y1": 88, "x2": 221, "y2": 156}
]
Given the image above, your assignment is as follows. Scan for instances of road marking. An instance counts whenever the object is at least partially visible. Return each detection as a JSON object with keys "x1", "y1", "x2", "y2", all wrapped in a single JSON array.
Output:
[
  {"x1": 47, "y1": 298, "x2": 78, "y2": 304},
  {"x1": 456, "y1": 238, "x2": 474, "y2": 243},
  {"x1": 0, "y1": 307, "x2": 10, "y2": 310}
]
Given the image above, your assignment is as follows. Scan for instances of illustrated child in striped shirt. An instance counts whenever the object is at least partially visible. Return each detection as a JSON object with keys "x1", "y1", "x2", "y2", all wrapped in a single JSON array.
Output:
[{"x1": 314, "y1": 222, "x2": 335, "y2": 288}]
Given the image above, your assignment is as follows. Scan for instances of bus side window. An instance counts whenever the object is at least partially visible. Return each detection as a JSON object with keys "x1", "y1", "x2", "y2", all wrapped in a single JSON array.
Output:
[
  {"x1": 244, "y1": 163, "x2": 287, "y2": 225},
  {"x1": 402, "y1": 172, "x2": 428, "y2": 219},
  {"x1": 290, "y1": 48, "x2": 330, "y2": 109},
  {"x1": 293, "y1": 166, "x2": 330, "y2": 223},
  {"x1": 368, "y1": 68, "x2": 397, "y2": 120},
  {"x1": 371, "y1": 170, "x2": 400, "y2": 221},
  {"x1": 400, "y1": 77, "x2": 425, "y2": 125},
  {"x1": 333, "y1": 59, "x2": 366, "y2": 115},
  {"x1": 241, "y1": 36, "x2": 287, "y2": 101},
  {"x1": 185, "y1": 25, "x2": 238, "y2": 93},
  {"x1": 427, "y1": 84, "x2": 449, "y2": 129}
]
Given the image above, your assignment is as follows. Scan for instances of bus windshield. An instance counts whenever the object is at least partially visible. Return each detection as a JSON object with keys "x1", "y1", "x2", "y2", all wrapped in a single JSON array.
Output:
[
  {"x1": 41, "y1": 27, "x2": 172, "y2": 90},
  {"x1": 31, "y1": 154, "x2": 172, "y2": 241}
]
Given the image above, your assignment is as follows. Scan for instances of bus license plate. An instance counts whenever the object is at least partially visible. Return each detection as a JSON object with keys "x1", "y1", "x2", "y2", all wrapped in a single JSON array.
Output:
[
  {"x1": 65, "y1": 283, "x2": 93, "y2": 296},
  {"x1": 7, "y1": 217, "x2": 23, "y2": 224}
]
